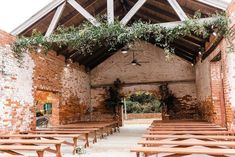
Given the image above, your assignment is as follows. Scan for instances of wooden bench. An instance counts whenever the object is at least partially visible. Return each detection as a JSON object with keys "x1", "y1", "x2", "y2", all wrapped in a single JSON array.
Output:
[
  {"x1": 52, "y1": 125, "x2": 110, "y2": 138},
  {"x1": 130, "y1": 146, "x2": 235, "y2": 157},
  {"x1": 0, "y1": 145, "x2": 48, "y2": 157},
  {"x1": 138, "y1": 139, "x2": 235, "y2": 147},
  {"x1": 0, "y1": 134, "x2": 81, "y2": 154},
  {"x1": 148, "y1": 127, "x2": 227, "y2": 131},
  {"x1": 36, "y1": 128, "x2": 99, "y2": 143},
  {"x1": 28, "y1": 130, "x2": 90, "y2": 147},
  {"x1": 142, "y1": 134, "x2": 235, "y2": 140},
  {"x1": 0, "y1": 139, "x2": 63, "y2": 157},
  {"x1": 147, "y1": 130, "x2": 234, "y2": 135}
]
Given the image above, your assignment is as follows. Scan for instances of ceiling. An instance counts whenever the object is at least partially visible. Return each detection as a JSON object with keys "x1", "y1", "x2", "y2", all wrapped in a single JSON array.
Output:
[{"x1": 12, "y1": 0, "x2": 225, "y2": 69}]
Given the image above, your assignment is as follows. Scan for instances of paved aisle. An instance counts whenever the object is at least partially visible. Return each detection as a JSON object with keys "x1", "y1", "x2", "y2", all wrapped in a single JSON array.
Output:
[{"x1": 65, "y1": 124, "x2": 149, "y2": 157}]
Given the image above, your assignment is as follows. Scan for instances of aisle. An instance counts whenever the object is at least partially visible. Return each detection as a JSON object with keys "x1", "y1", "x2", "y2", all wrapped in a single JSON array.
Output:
[{"x1": 73, "y1": 123, "x2": 149, "y2": 157}]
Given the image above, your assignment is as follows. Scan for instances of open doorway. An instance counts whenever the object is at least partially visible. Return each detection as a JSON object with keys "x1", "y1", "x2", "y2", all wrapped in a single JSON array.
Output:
[
  {"x1": 123, "y1": 91, "x2": 162, "y2": 123},
  {"x1": 35, "y1": 90, "x2": 60, "y2": 127},
  {"x1": 210, "y1": 53, "x2": 226, "y2": 127}
]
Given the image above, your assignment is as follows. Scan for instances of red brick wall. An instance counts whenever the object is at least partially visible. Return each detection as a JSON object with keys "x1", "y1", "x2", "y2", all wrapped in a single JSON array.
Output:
[
  {"x1": 32, "y1": 51, "x2": 91, "y2": 125},
  {"x1": 195, "y1": 0, "x2": 235, "y2": 128},
  {"x1": 0, "y1": 30, "x2": 35, "y2": 133}
]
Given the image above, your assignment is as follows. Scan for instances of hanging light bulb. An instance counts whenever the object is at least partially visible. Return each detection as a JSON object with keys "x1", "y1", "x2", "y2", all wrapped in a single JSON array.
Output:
[
  {"x1": 66, "y1": 58, "x2": 73, "y2": 67},
  {"x1": 212, "y1": 31, "x2": 217, "y2": 36},
  {"x1": 191, "y1": 63, "x2": 194, "y2": 67},
  {"x1": 36, "y1": 47, "x2": 42, "y2": 53},
  {"x1": 36, "y1": 44, "x2": 42, "y2": 53},
  {"x1": 198, "y1": 51, "x2": 202, "y2": 55},
  {"x1": 121, "y1": 46, "x2": 129, "y2": 54}
]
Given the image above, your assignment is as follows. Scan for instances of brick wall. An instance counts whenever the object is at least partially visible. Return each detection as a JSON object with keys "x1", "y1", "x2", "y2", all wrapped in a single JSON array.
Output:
[
  {"x1": 0, "y1": 30, "x2": 35, "y2": 133},
  {"x1": 90, "y1": 41, "x2": 198, "y2": 121},
  {"x1": 195, "y1": 0, "x2": 235, "y2": 127},
  {"x1": 32, "y1": 51, "x2": 91, "y2": 125}
]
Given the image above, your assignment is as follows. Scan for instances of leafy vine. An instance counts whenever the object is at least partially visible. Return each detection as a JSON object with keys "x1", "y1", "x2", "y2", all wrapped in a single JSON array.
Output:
[{"x1": 12, "y1": 13, "x2": 231, "y2": 59}]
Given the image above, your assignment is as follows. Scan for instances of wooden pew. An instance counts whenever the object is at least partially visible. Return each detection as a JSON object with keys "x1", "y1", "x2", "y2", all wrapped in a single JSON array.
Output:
[
  {"x1": 142, "y1": 134, "x2": 235, "y2": 140},
  {"x1": 146, "y1": 130, "x2": 234, "y2": 135},
  {"x1": 0, "y1": 139, "x2": 63, "y2": 157},
  {"x1": 130, "y1": 146, "x2": 235, "y2": 157},
  {"x1": 0, "y1": 145, "x2": 48, "y2": 157},
  {"x1": 0, "y1": 134, "x2": 81, "y2": 154}
]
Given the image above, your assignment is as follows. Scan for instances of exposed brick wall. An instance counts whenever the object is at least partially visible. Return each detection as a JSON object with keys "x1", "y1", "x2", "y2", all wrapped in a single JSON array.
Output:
[
  {"x1": 31, "y1": 51, "x2": 91, "y2": 125},
  {"x1": 195, "y1": 0, "x2": 235, "y2": 127},
  {"x1": 91, "y1": 41, "x2": 198, "y2": 121},
  {"x1": 0, "y1": 31, "x2": 35, "y2": 133}
]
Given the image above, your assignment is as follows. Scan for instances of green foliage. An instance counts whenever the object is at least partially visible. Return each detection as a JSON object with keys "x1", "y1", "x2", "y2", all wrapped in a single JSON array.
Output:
[
  {"x1": 126, "y1": 92, "x2": 161, "y2": 113},
  {"x1": 11, "y1": 13, "x2": 231, "y2": 60}
]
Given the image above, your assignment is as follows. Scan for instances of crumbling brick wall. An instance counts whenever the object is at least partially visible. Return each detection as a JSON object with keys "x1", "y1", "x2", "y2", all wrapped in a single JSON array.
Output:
[{"x1": 0, "y1": 30, "x2": 35, "y2": 133}]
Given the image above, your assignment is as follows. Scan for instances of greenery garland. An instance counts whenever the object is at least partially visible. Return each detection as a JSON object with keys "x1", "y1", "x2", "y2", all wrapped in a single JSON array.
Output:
[{"x1": 12, "y1": 13, "x2": 231, "y2": 59}]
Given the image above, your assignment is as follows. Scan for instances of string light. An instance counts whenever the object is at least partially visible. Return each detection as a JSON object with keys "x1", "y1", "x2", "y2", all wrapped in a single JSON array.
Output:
[
  {"x1": 66, "y1": 58, "x2": 73, "y2": 67},
  {"x1": 198, "y1": 51, "x2": 202, "y2": 55},
  {"x1": 213, "y1": 31, "x2": 217, "y2": 36}
]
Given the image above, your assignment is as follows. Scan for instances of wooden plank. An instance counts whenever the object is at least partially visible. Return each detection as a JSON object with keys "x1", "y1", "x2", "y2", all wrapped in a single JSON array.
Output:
[
  {"x1": 139, "y1": 140, "x2": 235, "y2": 147},
  {"x1": 143, "y1": 134, "x2": 235, "y2": 139},
  {"x1": 147, "y1": 130, "x2": 233, "y2": 135},
  {"x1": 167, "y1": 0, "x2": 188, "y2": 21},
  {"x1": 45, "y1": 2, "x2": 66, "y2": 36},
  {"x1": 148, "y1": 128, "x2": 227, "y2": 131},
  {"x1": 130, "y1": 147, "x2": 235, "y2": 156},
  {"x1": 120, "y1": 0, "x2": 146, "y2": 25},
  {"x1": 195, "y1": 0, "x2": 228, "y2": 10},
  {"x1": 67, "y1": 0, "x2": 100, "y2": 26},
  {"x1": 107, "y1": 0, "x2": 114, "y2": 24}
]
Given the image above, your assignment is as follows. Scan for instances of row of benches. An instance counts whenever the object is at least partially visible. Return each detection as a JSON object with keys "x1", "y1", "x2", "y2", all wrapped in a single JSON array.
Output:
[
  {"x1": 0, "y1": 121, "x2": 119, "y2": 157},
  {"x1": 130, "y1": 120, "x2": 235, "y2": 157}
]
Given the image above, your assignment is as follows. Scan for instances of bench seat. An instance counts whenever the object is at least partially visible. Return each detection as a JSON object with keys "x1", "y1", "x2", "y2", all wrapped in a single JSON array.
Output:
[{"x1": 130, "y1": 146, "x2": 235, "y2": 157}]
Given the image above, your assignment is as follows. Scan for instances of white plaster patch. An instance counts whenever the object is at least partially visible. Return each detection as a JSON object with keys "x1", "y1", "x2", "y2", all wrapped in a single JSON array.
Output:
[{"x1": 227, "y1": 53, "x2": 235, "y2": 109}]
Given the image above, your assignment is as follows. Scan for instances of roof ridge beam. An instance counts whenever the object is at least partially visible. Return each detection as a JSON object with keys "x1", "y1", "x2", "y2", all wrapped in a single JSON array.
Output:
[
  {"x1": 167, "y1": 0, "x2": 188, "y2": 21},
  {"x1": 45, "y1": 2, "x2": 66, "y2": 37},
  {"x1": 107, "y1": 0, "x2": 114, "y2": 24},
  {"x1": 120, "y1": 0, "x2": 147, "y2": 25},
  {"x1": 67, "y1": 0, "x2": 100, "y2": 27},
  {"x1": 11, "y1": 0, "x2": 66, "y2": 35}
]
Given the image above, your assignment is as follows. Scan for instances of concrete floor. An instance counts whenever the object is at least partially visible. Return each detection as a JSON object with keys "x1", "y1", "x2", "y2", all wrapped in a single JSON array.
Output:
[
  {"x1": 63, "y1": 123, "x2": 149, "y2": 157},
  {"x1": 1, "y1": 119, "x2": 235, "y2": 157}
]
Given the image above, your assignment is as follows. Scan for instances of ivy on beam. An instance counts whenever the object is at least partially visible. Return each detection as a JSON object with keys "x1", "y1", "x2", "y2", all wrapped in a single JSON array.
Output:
[{"x1": 11, "y1": 13, "x2": 231, "y2": 60}]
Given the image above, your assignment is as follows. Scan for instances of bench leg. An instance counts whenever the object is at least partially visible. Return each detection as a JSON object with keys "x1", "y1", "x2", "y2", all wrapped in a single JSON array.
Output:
[
  {"x1": 93, "y1": 130, "x2": 97, "y2": 143},
  {"x1": 55, "y1": 144, "x2": 62, "y2": 157},
  {"x1": 136, "y1": 152, "x2": 140, "y2": 157},
  {"x1": 73, "y1": 137, "x2": 78, "y2": 155},
  {"x1": 85, "y1": 133, "x2": 89, "y2": 147},
  {"x1": 37, "y1": 150, "x2": 44, "y2": 157}
]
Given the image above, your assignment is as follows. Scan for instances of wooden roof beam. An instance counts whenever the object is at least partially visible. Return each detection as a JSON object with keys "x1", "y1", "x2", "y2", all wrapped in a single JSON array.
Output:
[
  {"x1": 195, "y1": 0, "x2": 228, "y2": 10},
  {"x1": 167, "y1": 0, "x2": 188, "y2": 21},
  {"x1": 107, "y1": 0, "x2": 114, "y2": 24},
  {"x1": 67, "y1": 0, "x2": 100, "y2": 26},
  {"x1": 45, "y1": 2, "x2": 66, "y2": 37},
  {"x1": 11, "y1": 0, "x2": 66, "y2": 35},
  {"x1": 120, "y1": 0, "x2": 146, "y2": 25}
]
